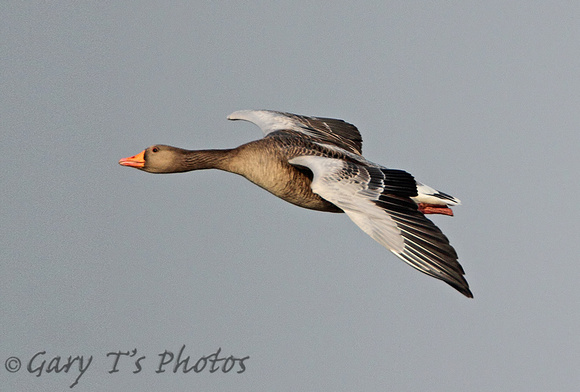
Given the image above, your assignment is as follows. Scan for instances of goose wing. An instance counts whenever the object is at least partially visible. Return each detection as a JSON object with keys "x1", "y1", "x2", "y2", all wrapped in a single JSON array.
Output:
[
  {"x1": 228, "y1": 110, "x2": 363, "y2": 155},
  {"x1": 289, "y1": 155, "x2": 472, "y2": 298}
]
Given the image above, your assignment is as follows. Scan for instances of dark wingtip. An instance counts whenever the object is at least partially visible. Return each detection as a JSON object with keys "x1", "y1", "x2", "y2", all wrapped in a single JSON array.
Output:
[{"x1": 452, "y1": 281, "x2": 473, "y2": 298}]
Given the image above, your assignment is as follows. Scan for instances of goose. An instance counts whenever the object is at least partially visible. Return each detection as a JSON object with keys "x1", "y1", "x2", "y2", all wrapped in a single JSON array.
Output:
[{"x1": 119, "y1": 110, "x2": 472, "y2": 297}]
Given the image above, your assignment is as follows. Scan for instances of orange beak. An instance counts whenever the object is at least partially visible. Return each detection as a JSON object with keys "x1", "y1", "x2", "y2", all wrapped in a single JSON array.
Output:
[{"x1": 119, "y1": 150, "x2": 146, "y2": 168}]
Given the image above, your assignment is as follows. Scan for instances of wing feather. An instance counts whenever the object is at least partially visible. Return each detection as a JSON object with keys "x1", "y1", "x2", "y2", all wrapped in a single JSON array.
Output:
[
  {"x1": 288, "y1": 155, "x2": 472, "y2": 297},
  {"x1": 228, "y1": 109, "x2": 363, "y2": 155}
]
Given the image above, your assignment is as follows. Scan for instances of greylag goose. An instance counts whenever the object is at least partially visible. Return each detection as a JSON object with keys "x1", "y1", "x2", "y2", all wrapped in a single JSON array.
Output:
[{"x1": 119, "y1": 110, "x2": 471, "y2": 297}]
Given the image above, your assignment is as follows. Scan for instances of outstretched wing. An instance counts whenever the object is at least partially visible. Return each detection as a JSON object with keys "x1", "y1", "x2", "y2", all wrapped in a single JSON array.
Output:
[
  {"x1": 228, "y1": 109, "x2": 363, "y2": 155},
  {"x1": 288, "y1": 155, "x2": 472, "y2": 298}
]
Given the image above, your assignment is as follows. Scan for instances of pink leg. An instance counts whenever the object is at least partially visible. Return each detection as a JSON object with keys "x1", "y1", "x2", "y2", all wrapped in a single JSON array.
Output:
[{"x1": 417, "y1": 203, "x2": 454, "y2": 216}]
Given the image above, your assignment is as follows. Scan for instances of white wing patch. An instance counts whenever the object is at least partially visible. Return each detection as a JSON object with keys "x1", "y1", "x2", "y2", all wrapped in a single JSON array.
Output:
[
  {"x1": 289, "y1": 155, "x2": 470, "y2": 297},
  {"x1": 289, "y1": 156, "x2": 405, "y2": 253},
  {"x1": 228, "y1": 110, "x2": 300, "y2": 135}
]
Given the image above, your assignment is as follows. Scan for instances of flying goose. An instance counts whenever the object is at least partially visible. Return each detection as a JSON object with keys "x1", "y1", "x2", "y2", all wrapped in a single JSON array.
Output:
[{"x1": 119, "y1": 110, "x2": 472, "y2": 297}]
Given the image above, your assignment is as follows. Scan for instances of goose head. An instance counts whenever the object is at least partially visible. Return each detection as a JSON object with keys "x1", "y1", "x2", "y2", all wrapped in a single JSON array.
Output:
[{"x1": 119, "y1": 145, "x2": 189, "y2": 173}]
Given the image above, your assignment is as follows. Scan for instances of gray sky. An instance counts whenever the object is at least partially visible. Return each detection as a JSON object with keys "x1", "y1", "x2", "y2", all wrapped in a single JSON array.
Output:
[{"x1": 2, "y1": 2, "x2": 579, "y2": 391}]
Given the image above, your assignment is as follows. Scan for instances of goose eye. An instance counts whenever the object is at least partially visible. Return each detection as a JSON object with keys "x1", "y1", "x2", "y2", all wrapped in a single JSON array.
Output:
[{"x1": 152, "y1": 147, "x2": 159, "y2": 153}]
